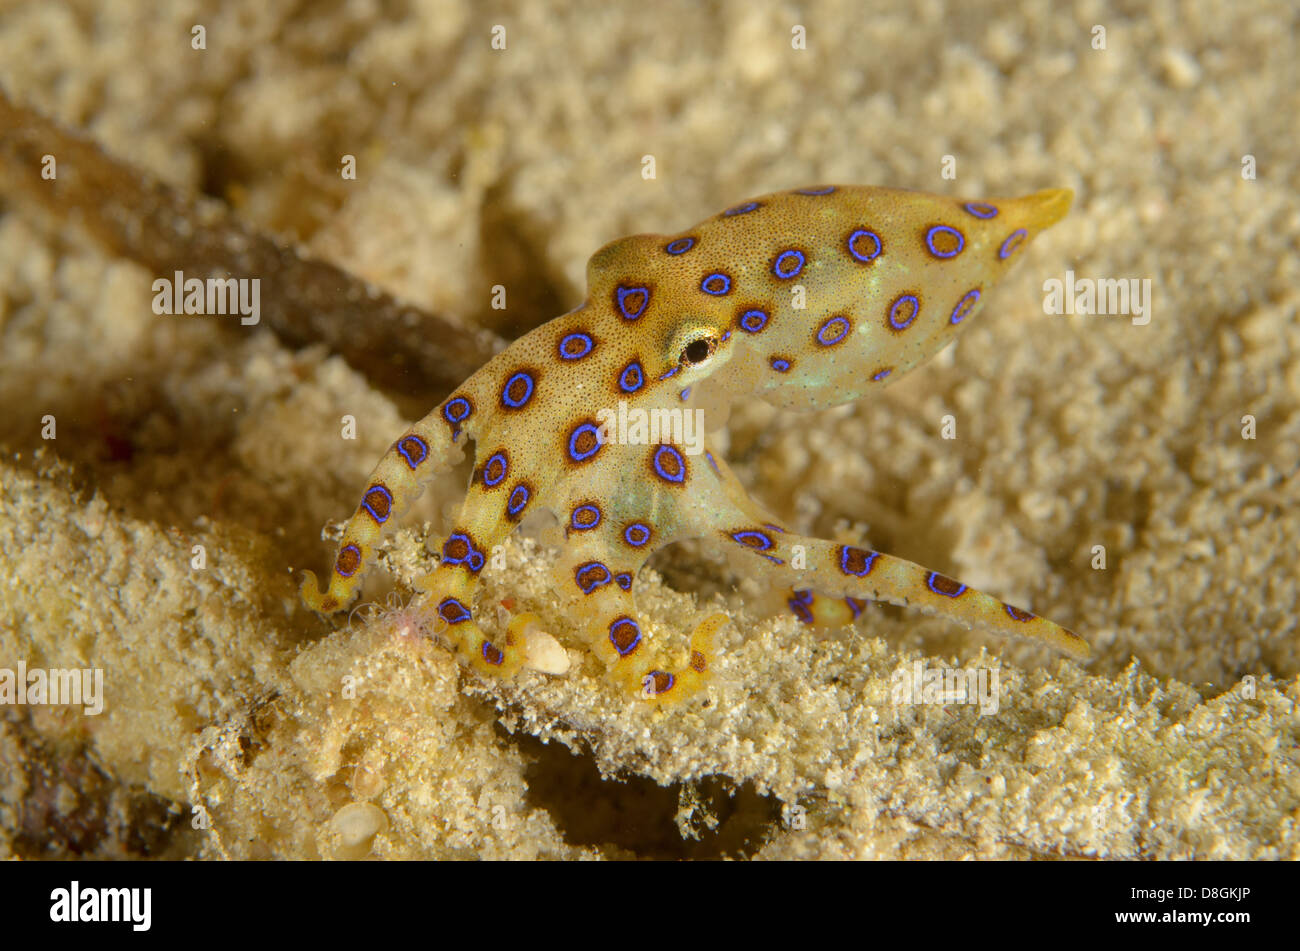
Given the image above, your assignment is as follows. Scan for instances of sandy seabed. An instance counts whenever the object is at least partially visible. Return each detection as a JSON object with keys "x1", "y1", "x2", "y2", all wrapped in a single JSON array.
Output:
[{"x1": 0, "y1": 0, "x2": 1297, "y2": 859}]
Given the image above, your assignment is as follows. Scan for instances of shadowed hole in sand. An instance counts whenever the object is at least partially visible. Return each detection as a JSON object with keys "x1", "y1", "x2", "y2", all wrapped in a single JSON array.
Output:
[
  {"x1": 12, "y1": 726, "x2": 191, "y2": 859},
  {"x1": 516, "y1": 731, "x2": 778, "y2": 859}
]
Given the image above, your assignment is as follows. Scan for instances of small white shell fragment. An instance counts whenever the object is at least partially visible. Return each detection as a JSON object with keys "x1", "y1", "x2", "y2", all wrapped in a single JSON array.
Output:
[
  {"x1": 328, "y1": 802, "x2": 389, "y2": 859},
  {"x1": 505, "y1": 611, "x2": 572, "y2": 675},
  {"x1": 524, "y1": 629, "x2": 571, "y2": 675},
  {"x1": 1160, "y1": 48, "x2": 1201, "y2": 89}
]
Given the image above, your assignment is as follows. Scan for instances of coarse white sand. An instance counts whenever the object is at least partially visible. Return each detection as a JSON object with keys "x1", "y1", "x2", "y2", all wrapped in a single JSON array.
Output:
[{"x1": 0, "y1": 0, "x2": 1296, "y2": 858}]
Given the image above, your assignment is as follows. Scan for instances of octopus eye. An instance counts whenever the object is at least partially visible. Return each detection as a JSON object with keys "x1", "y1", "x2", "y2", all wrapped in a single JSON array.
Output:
[{"x1": 680, "y1": 337, "x2": 715, "y2": 366}]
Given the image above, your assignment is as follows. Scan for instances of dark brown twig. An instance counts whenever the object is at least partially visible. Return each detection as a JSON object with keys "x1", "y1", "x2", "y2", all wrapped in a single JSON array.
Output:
[{"x1": 0, "y1": 89, "x2": 504, "y2": 403}]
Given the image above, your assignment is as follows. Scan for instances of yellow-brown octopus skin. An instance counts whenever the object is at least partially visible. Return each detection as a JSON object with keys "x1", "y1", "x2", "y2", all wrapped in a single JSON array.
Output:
[{"x1": 302, "y1": 184, "x2": 1086, "y2": 703}]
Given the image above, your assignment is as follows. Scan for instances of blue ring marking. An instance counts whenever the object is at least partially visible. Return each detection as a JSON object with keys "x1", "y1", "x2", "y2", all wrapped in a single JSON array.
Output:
[
  {"x1": 700, "y1": 272, "x2": 732, "y2": 296},
  {"x1": 615, "y1": 572, "x2": 632, "y2": 591},
  {"x1": 567, "y1": 422, "x2": 604, "y2": 463},
  {"x1": 730, "y1": 529, "x2": 784, "y2": 565},
  {"x1": 570, "y1": 504, "x2": 602, "y2": 531},
  {"x1": 616, "y1": 285, "x2": 650, "y2": 320},
  {"x1": 723, "y1": 201, "x2": 760, "y2": 216},
  {"x1": 950, "y1": 288, "x2": 981, "y2": 324},
  {"x1": 624, "y1": 523, "x2": 651, "y2": 547},
  {"x1": 575, "y1": 561, "x2": 612, "y2": 594},
  {"x1": 644, "y1": 671, "x2": 675, "y2": 695},
  {"x1": 845, "y1": 597, "x2": 866, "y2": 620},
  {"x1": 506, "y1": 484, "x2": 531, "y2": 517},
  {"x1": 680, "y1": 387, "x2": 692, "y2": 401},
  {"x1": 482, "y1": 452, "x2": 508, "y2": 488},
  {"x1": 480, "y1": 642, "x2": 504, "y2": 665},
  {"x1": 925, "y1": 225, "x2": 965, "y2": 258},
  {"x1": 442, "y1": 397, "x2": 472, "y2": 437},
  {"x1": 558, "y1": 332, "x2": 595, "y2": 360},
  {"x1": 608, "y1": 617, "x2": 643, "y2": 656},
  {"x1": 926, "y1": 572, "x2": 968, "y2": 597},
  {"x1": 362, "y1": 484, "x2": 393, "y2": 523},
  {"x1": 396, "y1": 435, "x2": 429, "y2": 469},
  {"x1": 796, "y1": 185, "x2": 836, "y2": 195},
  {"x1": 618, "y1": 361, "x2": 645, "y2": 394},
  {"x1": 888, "y1": 294, "x2": 920, "y2": 330},
  {"x1": 665, "y1": 237, "x2": 696, "y2": 255},
  {"x1": 999, "y1": 229, "x2": 1028, "y2": 260},
  {"x1": 963, "y1": 201, "x2": 999, "y2": 219},
  {"x1": 731, "y1": 529, "x2": 774, "y2": 551},
  {"x1": 658, "y1": 365, "x2": 680, "y2": 380},
  {"x1": 704, "y1": 451, "x2": 720, "y2": 474},
  {"x1": 817, "y1": 316, "x2": 851, "y2": 345},
  {"x1": 1005, "y1": 604, "x2": 1036, "y2": 622},
  {"x1": 839, "y1": 546, "x2": 879, "y2": 577},
  {"x1": 336, "y1": 544, "x2": 362, "y2": 578},
  {"x1": 652, "y1": 445, "x2": 687, "y2": 483},
  {"x1": 772, "y1": 249, "x2": 806, "y2": 279},
  {"x1": 720, "y1": 329, "x2": 732, "y2": 342},
  {"x1": 739, "y1": 308, "x2": 770, "y2": 333},
  {"x1": 770, "y1": 357, "x2": 791, "y2": 372},
  {"x1": 871, "y1": 368, "x2": 893, "y2": 382},
  {"x1": 763, "y1": 523, "x2": 786, "y2": 533},
  {"x1": 437, "y1": 597, "x2": 472, "y2": 625},
  {"x1": 501, "y1": 371, "x2": 536, "y2": 408},
  {"x1": 441, "y1": 532, "x2": 482, "y2": 571},
  {"x1": 788, "y1": 589, "x2": 815, "y2": 624},
  {"x1": 847, "y1": 229, "x2": 883, "y2": 263}
]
